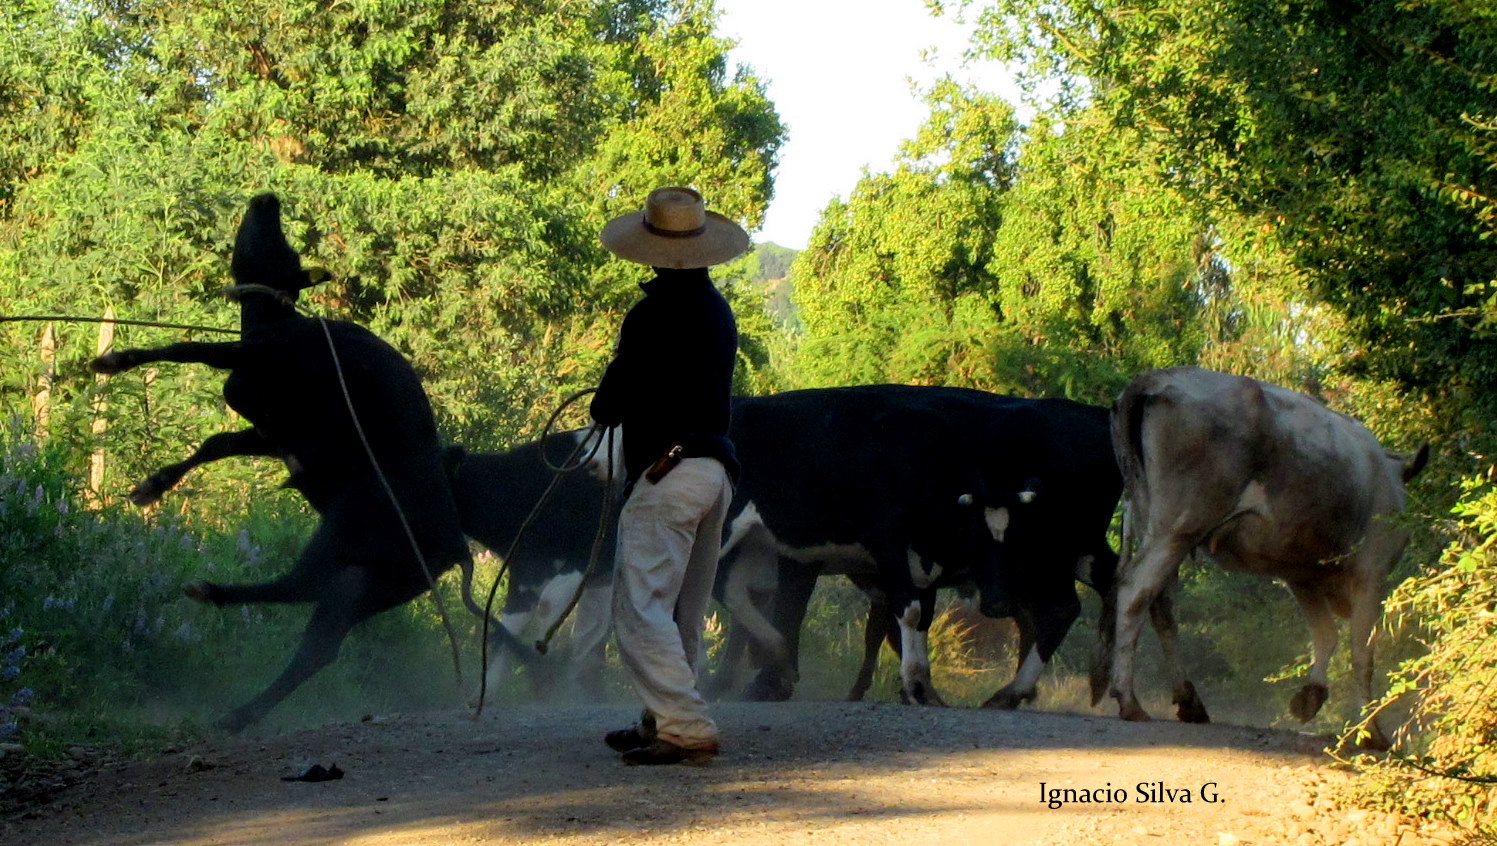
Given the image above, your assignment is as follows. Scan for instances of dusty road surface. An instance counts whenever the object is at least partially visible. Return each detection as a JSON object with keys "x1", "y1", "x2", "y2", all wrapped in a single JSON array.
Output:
[{"x1": 0, "y1": 702, "x2": 1465, "y2": 846}]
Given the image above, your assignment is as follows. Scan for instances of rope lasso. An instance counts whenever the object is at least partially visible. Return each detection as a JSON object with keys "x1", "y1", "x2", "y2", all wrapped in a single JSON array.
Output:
[
  {"x1": 0, "y1": 314, "x2": 238, "y2": 334},
  {"x1": 312, "y1": 312, "x2": 468, "y2": 687},
  {"x1": 535, "y1": 425, "x2": 615, "y2": 652}
]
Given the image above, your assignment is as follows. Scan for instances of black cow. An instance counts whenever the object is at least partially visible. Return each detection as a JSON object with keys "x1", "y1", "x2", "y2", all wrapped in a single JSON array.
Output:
[
  {"x1": 707, "y1": 387, "x2": 1002, "y2": 705},
  {"x1": 711, "y1": 385, "x2": 1122, "y2": 709},
  {"x1": 90, "y1": 194, "x2": 518, "y2": 732}
]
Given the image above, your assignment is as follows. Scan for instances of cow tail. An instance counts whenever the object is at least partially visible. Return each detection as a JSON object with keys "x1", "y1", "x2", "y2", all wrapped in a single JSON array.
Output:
[
  {"x1": 1110, "y1": 377, "x2": 1153, "y2": 572},
  {"x1": 1094, "y1": 378, "x2": 1152, "y2": 705}
]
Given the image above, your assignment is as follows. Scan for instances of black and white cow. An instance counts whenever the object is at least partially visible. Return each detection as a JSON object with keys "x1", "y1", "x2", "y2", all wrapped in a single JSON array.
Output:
[
  {"x1": 709, "y1": 387, "x2": 998, "y2": 705},
  {"x1": 446, "y1": 430, "x2": 619, "y2": 699},
  {"x1": 1102, "y1": 367, "x2": 1427, "y2": 748},
  {"x1": 713, "y1": 385, "x2": 1123, "y2": 709}
]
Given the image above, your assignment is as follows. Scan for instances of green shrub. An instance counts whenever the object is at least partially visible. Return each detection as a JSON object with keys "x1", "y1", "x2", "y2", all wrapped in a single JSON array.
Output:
[{"x1": 1348, "y1": 475, "x2": 1497, "y2": 833}]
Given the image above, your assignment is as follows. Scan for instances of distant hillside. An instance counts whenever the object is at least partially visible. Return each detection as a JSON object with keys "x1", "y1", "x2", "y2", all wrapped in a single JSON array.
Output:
[
  {"x1": 752, "y1": 241, "x2": 797, "y2": 283},
  {"x1": 749, "y1": 241, "x2": 797, "y2": 325}
]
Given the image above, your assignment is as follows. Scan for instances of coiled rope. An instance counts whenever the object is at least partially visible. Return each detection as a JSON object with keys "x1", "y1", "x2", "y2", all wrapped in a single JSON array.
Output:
[{"x1": 472, "y1": 390, "x2": 617, "y2": 718}]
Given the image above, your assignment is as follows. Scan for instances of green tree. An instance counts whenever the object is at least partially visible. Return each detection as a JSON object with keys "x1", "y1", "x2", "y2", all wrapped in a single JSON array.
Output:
[
  {"x1": 962, "y1": 0, "x2": 1497, "y2": 424},
  {"x1": 0, "y1": 0, "x2": 786, "y2": 488},
  {"x1": 982, "y1": 108, "x2": 1210, "y2": 402},
  {"x1": 790, "y1": 81, "x2": 1215, "y2": 403},
  {"x1": 791, "y1": 80, "x2": 1019, "y2": 388}
]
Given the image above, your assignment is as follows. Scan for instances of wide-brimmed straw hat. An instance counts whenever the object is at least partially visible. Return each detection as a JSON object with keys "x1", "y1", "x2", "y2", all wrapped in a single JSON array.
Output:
[{"x1": 600, "y1": 186, "x2": 750, "y2": 269}]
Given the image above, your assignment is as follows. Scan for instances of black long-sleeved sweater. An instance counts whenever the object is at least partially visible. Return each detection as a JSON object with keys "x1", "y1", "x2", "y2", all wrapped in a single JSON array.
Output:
[{"x1": 589, "y1": 267, "x2": 740, "y2": 486}]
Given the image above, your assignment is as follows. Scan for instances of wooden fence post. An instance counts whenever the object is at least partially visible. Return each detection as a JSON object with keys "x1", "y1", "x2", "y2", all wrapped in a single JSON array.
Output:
[
  {"x1": 31, "y1": 322, "x2": 56, "y2": 438},
  {"x1": 88, "y1": 307, "x2": 115, "y2": 504}
]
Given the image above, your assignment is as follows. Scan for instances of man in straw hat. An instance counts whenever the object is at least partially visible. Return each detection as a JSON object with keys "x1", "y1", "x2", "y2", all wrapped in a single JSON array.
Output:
[{"x1": 590, "y1": 186, "x2": 748, "y2": 765}]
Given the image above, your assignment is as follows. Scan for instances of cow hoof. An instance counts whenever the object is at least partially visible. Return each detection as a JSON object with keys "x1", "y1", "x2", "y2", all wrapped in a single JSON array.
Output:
[
  {"x1": 1088, "y1": 666, "x2": 1109, "y2": 707},
  {"x1": 1289, "y1": 683, "x2": 1329, "y2": 722},
  {"x1": 129, "y1": 479, "x2": 167, "y2": 507},
  {"x1": 183, "y1": 582, "x2": 216, "y2": 604},
  {"x1": 1114, "y1": 692, "x2": 1151, "y2": 722},
  {"x1": 981, "y1": 687, "x2": 1036, "y2": 710},
  {"x1": 89, "y1": 353, "x2": 126, "y2": 374},
  {"x1": 743, "y1": 675, "x2": 793, "y2": 703},
  {"x1": 214, "y1": 710, "x2": 252, "y2": 735},
  {"x1": 905, "y1": 683, "x2": 946, "y2": 707},
  {"x1": 1174, "y1": 681, "x2": 1211, "y2": 724},
  {"x1": 1357, "y1": 723, "x2": 1391, "y2": 752}
]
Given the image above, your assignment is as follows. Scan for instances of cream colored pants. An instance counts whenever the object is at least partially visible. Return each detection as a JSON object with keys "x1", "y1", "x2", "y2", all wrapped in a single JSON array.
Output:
[{"x1": 612, "y1": 457, "x2": 732, "y2": 748}]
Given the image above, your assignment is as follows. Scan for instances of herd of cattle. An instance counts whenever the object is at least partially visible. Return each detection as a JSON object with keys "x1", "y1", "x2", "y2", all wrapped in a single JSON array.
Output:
[{"x1": 91, "y1": 194, "x2": 1428, "y2": 750}]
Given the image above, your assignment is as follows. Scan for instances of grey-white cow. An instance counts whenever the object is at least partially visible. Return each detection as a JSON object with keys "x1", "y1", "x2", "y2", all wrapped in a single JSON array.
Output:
[{"x1": 1103, "y1": 367, "x2": 1427, "y2": 749}]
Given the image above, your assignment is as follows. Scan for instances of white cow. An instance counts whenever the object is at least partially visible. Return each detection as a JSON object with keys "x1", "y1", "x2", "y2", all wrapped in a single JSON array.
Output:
[{"x1": 1104, "y1": 367, "x2": 1427, "y2": 749}]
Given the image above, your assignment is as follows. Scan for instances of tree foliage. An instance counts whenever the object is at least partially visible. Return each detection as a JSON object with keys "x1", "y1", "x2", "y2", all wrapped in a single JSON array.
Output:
[
  {"x1": 790, "y1": 81, "x2": 1018, "y2": 388},
  {"x1": 962, "y1": 0, "x2": 1497, "y2": 423},
  {"x1": 951, "y1": 0, "x2": 1496, "y2": 827},
  {"x1": 790, "y1": 80, "x2": 1215, "y2": 403},
  {"x1": 0, "y1": 0, "x2": 785, "y2": 497}
]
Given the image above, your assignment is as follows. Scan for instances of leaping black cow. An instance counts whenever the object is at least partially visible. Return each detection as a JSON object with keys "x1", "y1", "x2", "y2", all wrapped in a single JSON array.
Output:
[
  {"x1": 90, "y1": 194, "x2": 517, "y2": 732},
  {"x1": 1102, "y1": 366, "x2": 1427, "y2": 748}
]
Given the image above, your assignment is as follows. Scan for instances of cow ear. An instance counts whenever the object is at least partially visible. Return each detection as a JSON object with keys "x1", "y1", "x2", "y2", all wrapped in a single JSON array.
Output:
[
  {"x1": 956, "y1": 493, "x2": 976, "y2": 507},
  {"x1": 1402, "y1": 443, "x2": 1430, "y2": 483}
]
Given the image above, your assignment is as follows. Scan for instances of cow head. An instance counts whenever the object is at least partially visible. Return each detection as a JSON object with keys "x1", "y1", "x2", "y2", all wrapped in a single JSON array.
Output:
[
  {"x1": 227, "y1": 193, "x2": 330, "y2": 310},
  {"x1": 962, "y1": 478, "x2": 1043, "y2": 619}
]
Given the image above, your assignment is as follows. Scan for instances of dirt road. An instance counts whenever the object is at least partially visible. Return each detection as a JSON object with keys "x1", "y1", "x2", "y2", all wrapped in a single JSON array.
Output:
[{"x1": 0, "y1": 702, "x2": 1464, "y2": 846}]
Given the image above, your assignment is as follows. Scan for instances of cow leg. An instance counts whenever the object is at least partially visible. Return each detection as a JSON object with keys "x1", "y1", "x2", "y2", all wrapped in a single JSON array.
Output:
[
  {"x1": 846, "y1": 577, "x2": 892, "y2": 702},
  {"x1": 1084, "y1": 547, "x2": 1121, "y2": 707},
  {"x1": 185, "y1": 570, "x2": 318, "y2": 605},
  {"x1": 715, "y1": 542, "x2": 792, "y2": 699},
  {"x1": 1091, "y1": 579, "x2": 1117, "y2": 707},
  {"x1": 983, "y1": 609, "x2": 1039, "y2": 709},
  {"x1": 526, "y1": 569, "x2": 588, "y2": 699},
  {"x1": 1110, "y1": 535, "x2": 1193, "y2": 722},
  {"x1": 895, "y1": 587, "x2": 945, "y2": 706},
  {"x1": 1348, "y1": 570, "x2": 1392, "y2": 751},
  {"x1": 985, "y1": 585, "x2": 1081, "y2": 710},
  {"x1": 1285, "y1": 582, "x2": 1335, "y2": 723},
  {"x1": 1148, "y1": 576, "x2": 1209, "y2": 723},
  {"x1": 567, "y1": 579, "x2": 613, "y2": 697},
  {"x1": 130, "y1": 428, "x2": 281, "y2": 506},
  {"x1": 216, "y1": 568, "x2": 367, "y2": 733},
  {"x1": 480, "y1": 606, "x2": 534, "y2": 698},
  {"x1": 705, "y1": 614, "x2": 753, "y2": 699},
  {"x1": 91, "y1": 340, "x2": 245, "y2": 375},
  {"x1": 745, "y1": 558, "x2": 816, "y2": 701}
]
